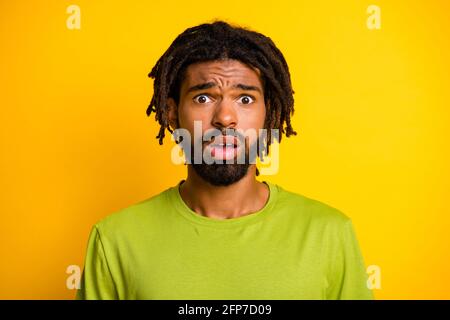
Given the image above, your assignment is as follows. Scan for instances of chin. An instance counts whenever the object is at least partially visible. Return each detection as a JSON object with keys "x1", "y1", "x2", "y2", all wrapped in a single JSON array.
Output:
[{"x1": 192, "y1": 163, "x2": 251, "y2": 186}]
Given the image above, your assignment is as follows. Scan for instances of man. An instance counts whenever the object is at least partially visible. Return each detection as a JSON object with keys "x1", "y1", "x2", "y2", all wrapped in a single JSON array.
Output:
[{"x1": 76, "y1": 21, "x2": 373, "y2": 300}]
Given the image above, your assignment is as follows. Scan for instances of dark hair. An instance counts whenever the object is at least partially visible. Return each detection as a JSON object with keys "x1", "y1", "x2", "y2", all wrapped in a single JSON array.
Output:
[{"x1": 146, "y1": 20, "x2": 297, "y2": 156}]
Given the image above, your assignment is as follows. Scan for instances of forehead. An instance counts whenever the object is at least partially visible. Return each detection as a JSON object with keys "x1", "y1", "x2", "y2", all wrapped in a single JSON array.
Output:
[{"x1": 182, "y1": 59, "x2": 262, "y2": 87}]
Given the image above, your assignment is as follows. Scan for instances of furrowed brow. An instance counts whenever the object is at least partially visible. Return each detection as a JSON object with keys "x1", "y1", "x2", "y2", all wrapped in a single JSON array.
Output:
[
  {"x1": 233, "y1": 83, "x2": 262, "y2": 93},
  {"x1": 185, "y1": 82, "x2": 262, "y2": 94},
  {"x1": 186, "y1": 82, "x2": 217, "y2": 94}
]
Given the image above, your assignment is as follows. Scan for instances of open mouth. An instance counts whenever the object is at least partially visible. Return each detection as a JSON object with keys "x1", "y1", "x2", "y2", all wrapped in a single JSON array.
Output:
[
  {"x1": 206, "y1": 136, "x2": 240, "y2": 161},
  {"x1": 209, "y1": 144, "x2": 237, "y2": 159}
]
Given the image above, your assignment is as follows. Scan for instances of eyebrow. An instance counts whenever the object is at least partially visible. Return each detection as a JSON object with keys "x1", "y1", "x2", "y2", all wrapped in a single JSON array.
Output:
[{"x1": 186, "y1": 82, "x2": 262, "y2": 94}]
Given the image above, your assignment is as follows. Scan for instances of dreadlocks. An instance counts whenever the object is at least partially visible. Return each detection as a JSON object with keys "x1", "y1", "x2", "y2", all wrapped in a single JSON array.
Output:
[{"x1": 146, "y1": 20, "x2": 297, "y2": 162}]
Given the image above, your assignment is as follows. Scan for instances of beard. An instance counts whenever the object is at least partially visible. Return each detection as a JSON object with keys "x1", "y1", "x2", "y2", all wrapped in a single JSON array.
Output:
[
  {"x1": 192, "y1": 161, "x2": 250, "y2": 187},
  {"x1": 185, "y1": 138, "x2": 260, "y2": 187}
]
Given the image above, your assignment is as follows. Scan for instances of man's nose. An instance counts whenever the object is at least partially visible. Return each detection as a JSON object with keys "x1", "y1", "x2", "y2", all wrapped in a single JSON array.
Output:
[{"x1": 211, "y1": 98, "x2": 237, "y2": 129}]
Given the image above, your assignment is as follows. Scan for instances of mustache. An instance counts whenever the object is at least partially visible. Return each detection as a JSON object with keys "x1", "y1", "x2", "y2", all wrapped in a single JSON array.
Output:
[{"x1": 201, "y1": 128, "x2": 247, "y2": 146}]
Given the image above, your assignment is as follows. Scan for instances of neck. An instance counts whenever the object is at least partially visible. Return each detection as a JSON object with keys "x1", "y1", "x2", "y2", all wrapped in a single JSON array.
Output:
[{"x1": 179, "y1": 165, "x2": 269, "y2": 219}]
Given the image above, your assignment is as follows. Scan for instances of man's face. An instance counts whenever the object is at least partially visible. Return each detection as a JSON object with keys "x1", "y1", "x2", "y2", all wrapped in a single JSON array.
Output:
[{"x1": 168, "y1": 59, "x2": 266, "y2": 186}]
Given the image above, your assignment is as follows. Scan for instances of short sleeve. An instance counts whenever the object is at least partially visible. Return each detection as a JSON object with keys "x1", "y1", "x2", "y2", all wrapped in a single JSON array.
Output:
[
  {"x1": 76, "y1": 225, "x2": 118, "y2": 300},
  {"x1": 326, "y1": 219, "x2": 374, "y2": 300}
]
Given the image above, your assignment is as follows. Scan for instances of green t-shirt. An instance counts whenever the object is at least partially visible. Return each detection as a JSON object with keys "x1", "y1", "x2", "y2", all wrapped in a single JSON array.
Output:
[{"x1": 76, "y1": 181, "x2": 373, "y2": 300}]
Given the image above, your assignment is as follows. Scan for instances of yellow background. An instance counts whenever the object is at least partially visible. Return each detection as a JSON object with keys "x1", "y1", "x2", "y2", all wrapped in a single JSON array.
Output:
[{"x1": 1, "y1": 0, "x2": 449, "y2": 299}]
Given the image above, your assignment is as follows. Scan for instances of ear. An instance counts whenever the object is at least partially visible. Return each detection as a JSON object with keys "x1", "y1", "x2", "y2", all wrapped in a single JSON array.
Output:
[{"x1": 167, "y1": 97, "x2": 179, "y2": 130}]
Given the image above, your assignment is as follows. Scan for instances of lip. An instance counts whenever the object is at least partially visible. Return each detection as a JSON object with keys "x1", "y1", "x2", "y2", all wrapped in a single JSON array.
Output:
[
  {"x1": 205, "y1": 136, "x2": 240, "y2": 160},
  {"x1": 207, "y1": 136, "x2": 238, "y2": 148}
]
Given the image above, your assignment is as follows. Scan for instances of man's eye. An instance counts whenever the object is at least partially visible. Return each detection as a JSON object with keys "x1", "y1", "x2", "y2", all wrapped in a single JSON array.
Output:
[
  {"x1": 193, "y1": 95, "x2": 212, "y2": 104},
  {"x1": 238, "y1": 95, "x2": 254, "y2": 105}
]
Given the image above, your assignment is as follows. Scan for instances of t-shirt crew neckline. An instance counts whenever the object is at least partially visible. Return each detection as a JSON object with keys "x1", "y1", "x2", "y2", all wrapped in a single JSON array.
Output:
[{"x1": 168, "y1": 180, "x2": 279, "y2": 229}]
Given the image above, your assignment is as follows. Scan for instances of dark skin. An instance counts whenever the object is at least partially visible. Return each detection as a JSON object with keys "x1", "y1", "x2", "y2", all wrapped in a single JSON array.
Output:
[{"x1": 167, "y1": 59, "x2": 270, "y2": 220}]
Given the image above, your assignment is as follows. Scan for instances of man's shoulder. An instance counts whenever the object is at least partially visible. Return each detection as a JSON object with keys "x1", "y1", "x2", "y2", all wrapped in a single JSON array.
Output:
[
  {"x1": 94, "y1": 186, "x2": 174, "y2": 236},
  {"x1": 275, "y1": 183, "x2": 351, "y2": 227}
]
